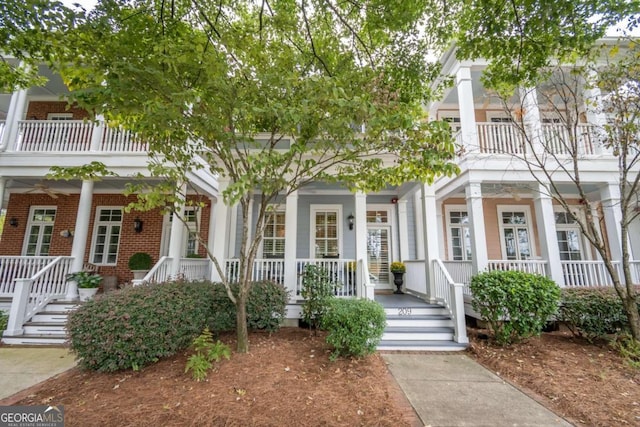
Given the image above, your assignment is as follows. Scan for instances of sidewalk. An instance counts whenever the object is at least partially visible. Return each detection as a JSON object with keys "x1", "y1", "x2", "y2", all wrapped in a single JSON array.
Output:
[
  {"x1": 383, "y1": 353, "x2": 573, "y2": 427},
  {"x1": 0, "y1": 347, "x2": 76, "y2": 403}
]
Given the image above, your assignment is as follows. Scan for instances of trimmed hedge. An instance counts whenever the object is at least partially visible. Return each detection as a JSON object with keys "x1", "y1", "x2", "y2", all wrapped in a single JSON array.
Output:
[
  {"x1": 557, "y1": 287, "x2": 635, "y2": 341},
  {"x1": 209, "y1": 281, "x2": 289, "y2": 332},
  {"x1": 68, "y1": 280, "x2": 289, "y2": 372},
  {"x1": 321, "y1": 298, "x2": 386, "y2": 360},
  {"x1": 68, "y1": 281, "x2": 216, "y2": 372},
  {"x1": 470, "y1": 270, "x2": 561, "y2": 345}
]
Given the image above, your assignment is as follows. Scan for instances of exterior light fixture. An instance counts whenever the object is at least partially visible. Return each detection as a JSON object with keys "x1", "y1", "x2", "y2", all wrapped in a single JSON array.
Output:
[
  {"x1": 348, "y1": 213, "x2": 354, "y2": 230},
  {"x1": 133, "y1": 217, "x2": 143, "y2": 233},
  {"x1": 60, "y1": 229, "x2": 74, "y2": 238},
  {"x1": 8, "y1": 217, "x2": 18, "y2": 227}
]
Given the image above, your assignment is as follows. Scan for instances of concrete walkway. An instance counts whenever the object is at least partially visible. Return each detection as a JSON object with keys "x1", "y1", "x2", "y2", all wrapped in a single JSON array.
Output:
[
  {"x1": 0, "y1": 347, "x2": 76, "y2": 402},
  {"x1": 383, "y1": 354, "x2": 573, "y2": 427}
]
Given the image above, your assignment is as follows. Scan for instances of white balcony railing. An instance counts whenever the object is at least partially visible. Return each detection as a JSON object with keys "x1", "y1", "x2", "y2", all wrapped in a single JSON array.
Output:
[
  {"x1": 541, "y1": 123, "x2": 595, "y2": 155},
  {"x1": 476, "y1": 122, "x2": 527, "y2": 155},
  {"x1": 11, "y1": 120, "x2": 149, "y2": 153},
  {"x1": 487, "y1": 259, "x2": 548, "y2": 276}
]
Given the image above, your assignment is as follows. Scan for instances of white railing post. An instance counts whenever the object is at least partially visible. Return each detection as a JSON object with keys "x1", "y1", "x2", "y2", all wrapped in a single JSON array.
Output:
[
  {"x1": 284, "y1": 191, "x2": 299, "y2": 300},
  {"x1": 451, "y1": 282, "x2": 469, "y2": 344},
  {"x1": 4, "y1": 279, "x2": 31, "y2": 336}
]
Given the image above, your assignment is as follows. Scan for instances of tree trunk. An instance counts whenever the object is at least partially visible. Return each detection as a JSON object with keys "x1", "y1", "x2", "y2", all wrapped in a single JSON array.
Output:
[
  {"x1": 236, "y1": 289, "x2": 249, "y2": 353},
  {"x1": 624, "y1": 297, "x2": 640, "y2": 342}
]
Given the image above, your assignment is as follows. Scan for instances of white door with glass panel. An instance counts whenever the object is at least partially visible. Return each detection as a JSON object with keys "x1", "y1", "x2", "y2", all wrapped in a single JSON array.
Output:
[
  {"x1": 23, "y1": 207, "x2": 57, "y2": 256},
  {"x1": 366, "y1": 209, "x2": 393, "y2": 288}
]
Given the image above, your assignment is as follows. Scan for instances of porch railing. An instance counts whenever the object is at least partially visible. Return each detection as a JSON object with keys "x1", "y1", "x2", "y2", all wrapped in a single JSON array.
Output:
[
  {"x1": 12, "y1": 120, "x2": 149, "y2": 153},
  {"x1": 404, "y1": 260, "x2": 427, "y2": 296},
  {"x1": 442, "y1": 260, "x2": 473, "y2": 295},
  {"x1": 4, "y1": 256, "x2": 73, "y2": 336},
  {"x1": 137, "y1": 256, "x2": 173, "y2": 285},
  {"x1": 476, "y1": 122, "x2": 527, "y2": 155},
  {"x1": 178, "y1": 258, "x2": 211, "y2": 281},
  {"x1": 487, "y1": 259, "x2": 548, "y2": 276},
  {"x1": 360, "y1": 259, "x2": 374, "y2": 300},
  {"x1": 541, "y1": 123, "x2": 595, "y2": 155},
  {"x1": 16, "y1": 120, "x2": 94, "y2": 151},
  {"x1": 432, "y1": 259, "x2": 468, "y2": 344},
  {"x1": 0, "y1": 256, "x2": 59, "y2": 296},
  {"x1": 295, "y1": 259, "x2": 356, "y2": 298}
]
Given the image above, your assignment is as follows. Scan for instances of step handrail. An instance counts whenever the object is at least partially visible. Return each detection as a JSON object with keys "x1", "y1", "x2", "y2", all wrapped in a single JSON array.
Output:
[
  {"x1": 433, "y1": 259, "x2": 469, "y2": 345},
  {"x1": 4, "y1": 256, "x2": 73, "y2": 336}
]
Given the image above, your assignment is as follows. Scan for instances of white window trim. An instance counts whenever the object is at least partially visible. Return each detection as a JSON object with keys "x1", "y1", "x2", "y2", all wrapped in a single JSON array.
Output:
[
  {"x1": 553, "y1": 206, "x2": 591, "y2": 261},
  {"x1": 22, "y1": 206, "x2": 57, "y2": 256},
  {"x1": 309, "y1": 204, "x2": 343, "y2": 259},
  {"x1": 497, "y1": 205, "x2": 536, "y2": 260},
  {"x1": 259, "y1": 205, "x2": 286, "y2": 258},
  {"x1": 444, "y1": 204, "x2": 472, "y2": 261},
  {"x1": 89, "y1": 206, "x2": 123, "y2": 266}
]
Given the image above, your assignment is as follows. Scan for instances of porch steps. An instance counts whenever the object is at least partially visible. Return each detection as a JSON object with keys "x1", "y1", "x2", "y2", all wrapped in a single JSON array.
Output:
[
  {"x1": 1, "y1": 300, "x2": 78, "y2": 346},
  {"x1": 376, "y1": 295, "x2": 467, "y2": 351}
]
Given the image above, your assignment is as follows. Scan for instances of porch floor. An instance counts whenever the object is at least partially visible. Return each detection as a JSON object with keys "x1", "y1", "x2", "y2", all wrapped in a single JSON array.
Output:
[{"x1": 374, "y1": 293, "x2": 434, "y2": 308}]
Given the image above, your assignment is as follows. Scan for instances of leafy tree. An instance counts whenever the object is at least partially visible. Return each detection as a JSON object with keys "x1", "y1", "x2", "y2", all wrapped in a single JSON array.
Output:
[
  {"x1": 488, "y1": 40, "x2": 640, "y2": 341},
  {"x1": 0, "y1": 0, "x2": 77, "y2": 91},
  {"x1": 56, "y1": 0, "x2": 458, "y2": 352}
]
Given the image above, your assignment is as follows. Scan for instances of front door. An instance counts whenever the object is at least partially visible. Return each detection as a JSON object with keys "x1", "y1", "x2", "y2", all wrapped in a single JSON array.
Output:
[{"x1": 367, "y1": 226, "x2": 391, "y2": 289}]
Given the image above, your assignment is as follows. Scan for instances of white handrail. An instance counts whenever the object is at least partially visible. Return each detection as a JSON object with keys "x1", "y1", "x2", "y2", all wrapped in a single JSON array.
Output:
[
  {"x1": 178, "y1": 258, "x2": 211, "y2": 281},
  {"x1": 4, "y1": 256, "x2": 73, "y2": 336},
  {"x1": 135, "y1": 256, "x2": 173, "y2": 285},
  {"x1": 360, "y1": 258, "x2": 375, "y2": 300},
  {"x1": 0, "y1": 256, "x2": 57, "y2": 296},
  {"x1": 432, "y1": 259, "x2": 468, "y2": 344}
]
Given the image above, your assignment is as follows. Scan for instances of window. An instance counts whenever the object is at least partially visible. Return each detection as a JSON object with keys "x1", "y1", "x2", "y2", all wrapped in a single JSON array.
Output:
[
  {"x1": 91, "y1": 208, "x2": 122, "y2": 265},
  {"x1": 47, "y1": 113, "x2": 73, "y2": 120},
  {"x1": 498, "y1": 207, "x2": 533, "y2": 260},
  {"x1": 446, "y1": 206, "x2": 472, "y2": 261},
  {"x1": 311, "y1": 206, "x2": 341, "y2": 258},
  {"x1": 555, "y1": 210, "x2": 584, "y2": 260},
  {"x1": 262, "y1": 209, "x2": 285, "y2": 258},
  {"x1": 23, "y1": 207, "x2": 56, "y2": 256}
]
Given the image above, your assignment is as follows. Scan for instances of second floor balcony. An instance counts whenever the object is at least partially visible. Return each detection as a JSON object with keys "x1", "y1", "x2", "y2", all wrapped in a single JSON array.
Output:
[
  {"x1": 454, "y1": 122, "x2": 600, "y2": 157},
  {"x1": 1, "y1": 120, "x2": 149, "y2": 153}
]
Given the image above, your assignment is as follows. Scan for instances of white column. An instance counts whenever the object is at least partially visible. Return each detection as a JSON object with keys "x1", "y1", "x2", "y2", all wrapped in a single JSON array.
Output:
[
  {"x1": 211, "y1": 182, "x2": 230, "y2": 281},
  {"x1": 584, "y1": 70, "x2": 608, "y2": 155},
  {"x1": 66, "y1": 180, "x2": 94, "y2": 300},
  {"x1": 168, "y1": 182, "x2": 187, "y2": 278},
  {"x1": 207, "y1": 197, "x2": 217, "y2": 280},
  {"x1": 354, "y1": 192, "x2": 368, "y2": 298},
  {"x1": 397, "y1": 199, "x2": 409, "y2": 261},
  {"x1": 519, "y1": 86, "x2": 543, "y2": 154},
  {"x1": 456, "y1": 66, "x2": 478, "y2": 153},
  {"x1": 283, "y1": 191, "x2": 298, "y2": 300},
  {"x1": 600, "y1": 184, "x2": 624, "y2": 262},
  {"x1": 90, "y1": 115, "x2": 104, "y2": 151},
  {"x1": 1, "y1": 88, "x2": 28, "y2": 151},
  {"x1": 533, "y1": 183, "x2": 565, "y2": 286},
  {"x1": 465, "y1": 182, "x2": 488, "y2": 273},
  {"x1": 414, "y1": 191, "x2": 425, "y2": 259},
  {"x1": 421, "y1": 185, "x2": 440, "y2": 302},
  {"x1": 436, "y1": 201, "x2": 445, "y2": 259},
  {"x1": 0, "y1": 177, "x2": 7, "y2": 211}
]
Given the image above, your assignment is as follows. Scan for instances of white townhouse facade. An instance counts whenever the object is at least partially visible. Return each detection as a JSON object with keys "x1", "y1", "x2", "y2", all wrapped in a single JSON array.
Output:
[{"x1": 0, "y1": 40, "x2": 637, "y2": 348}]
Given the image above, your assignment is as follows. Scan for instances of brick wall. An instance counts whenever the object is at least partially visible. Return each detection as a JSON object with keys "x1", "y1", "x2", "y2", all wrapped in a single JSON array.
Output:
[
  {"x1": 25, "y1": 102, "x2": 89, "y2": 120},
  {"x1": 0, "y1": 193, "x2": 212, "y2": 284}
]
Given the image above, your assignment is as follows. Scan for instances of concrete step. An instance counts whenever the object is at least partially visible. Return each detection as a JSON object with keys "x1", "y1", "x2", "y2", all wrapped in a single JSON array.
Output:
[
  {"x1": 1, "y1": 334, "x2": 68, "y2": 346},
  {"x1": 31, "y1": 311, "x2": 71, "y2": 323},
  {"x1": 377, "y1": 339, "x2": 467, "y2": 351},
  {"x1": 382, "y1": 326, "x2": 454, "y2": 341},
  {"x1": 42, "y1": 300, "x2": 79, "y2": 312},
  {"x1": 386, "y1": 314, "x2": 454, "y2": 328},
  {"x1": 22, "y1": 322, "x2": 67, "y2": 336},
  {"x1": 384, "y1": 306, "x2": 449, "y2": 317}
]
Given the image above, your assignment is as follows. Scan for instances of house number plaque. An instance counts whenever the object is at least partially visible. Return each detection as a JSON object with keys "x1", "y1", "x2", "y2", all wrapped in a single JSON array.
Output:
[{"x1": 397, "y1": 307, "x2": 412, "y2": 316}]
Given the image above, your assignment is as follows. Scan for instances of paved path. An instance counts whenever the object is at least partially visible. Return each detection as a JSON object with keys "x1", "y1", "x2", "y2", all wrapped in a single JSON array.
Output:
[
  {"x1": 383, "y1": 353, "x2": 573, "y2": 427},
  {"x1": 0, "y1": 347, "x2": 76, "y2": 402}
]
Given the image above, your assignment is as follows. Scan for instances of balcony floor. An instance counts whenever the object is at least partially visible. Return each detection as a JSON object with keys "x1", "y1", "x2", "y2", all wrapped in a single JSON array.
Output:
[{"x1": 375, "y1": 293, "x2": 432, "y2": 308}]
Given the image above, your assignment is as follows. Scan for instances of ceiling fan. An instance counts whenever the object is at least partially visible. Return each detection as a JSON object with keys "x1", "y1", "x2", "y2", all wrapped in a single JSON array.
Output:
[{"x1": 23, "y1": 183, "x2": 71, "y2": 199}]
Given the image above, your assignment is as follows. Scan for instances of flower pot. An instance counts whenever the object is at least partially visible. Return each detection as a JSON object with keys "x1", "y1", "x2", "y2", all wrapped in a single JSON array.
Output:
[
  {"x1": 132, "y1": 270, "x2": 149, "y2": 280},
  {"x1": 78, "y1": 288, "x2": 99, "y2": 302},
  {"x1": 392, "y1": 271, "x2": 404, "y2": 294}
]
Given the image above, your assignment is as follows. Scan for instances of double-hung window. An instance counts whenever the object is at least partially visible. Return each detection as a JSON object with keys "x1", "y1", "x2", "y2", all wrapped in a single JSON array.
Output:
[
  {"x1": 311, "y1": 206, "x2": 341, "y2": 258},
  {"x1": 262, "y1": 209, "x2": 285, "y2": 258}
]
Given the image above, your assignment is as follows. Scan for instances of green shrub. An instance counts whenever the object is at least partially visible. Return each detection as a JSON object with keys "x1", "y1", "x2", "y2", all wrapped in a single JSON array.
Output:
[
  {"x1": 209, "y1": 281, "x2": 289, "y2": 333},
  {"x1": 300, "y1": 265, "x2": 337, "y2": 331},
  {"x1": 0, "y1": 311, "x2": 8, "y2": 332},
  {"x1": 470, "y1": 270, "x2": 561, "y2": 345},
  {"x1": 128, "y1": 252, "x2": 152, "y2": 270},
  {"x1": 558, "y1": 287, "x2": 631, "y2": 341},
  {"x1": 611, "y1": 334, "x2": 640, "y2": 369},
  {"x1": 321, "y1": 298, "x2": 386, "y2": 360},
  {"x1": 185, "y1": 328, "x2": 231, "y2": 381},
  {"x1": 67, "y1": 281, "x2": 216, "y2": 372}
]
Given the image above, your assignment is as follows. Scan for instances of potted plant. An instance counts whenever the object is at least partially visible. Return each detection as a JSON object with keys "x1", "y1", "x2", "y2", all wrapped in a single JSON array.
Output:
[
  {"x1": 67, "y1": 271, "x2": 102, "y2": 301},
  {"x1": 390, "y1": 261, "x2": 406, "y2": 294},
  {"x1": 128, "y1": 252, "x2": 153, "y2": 280}
]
